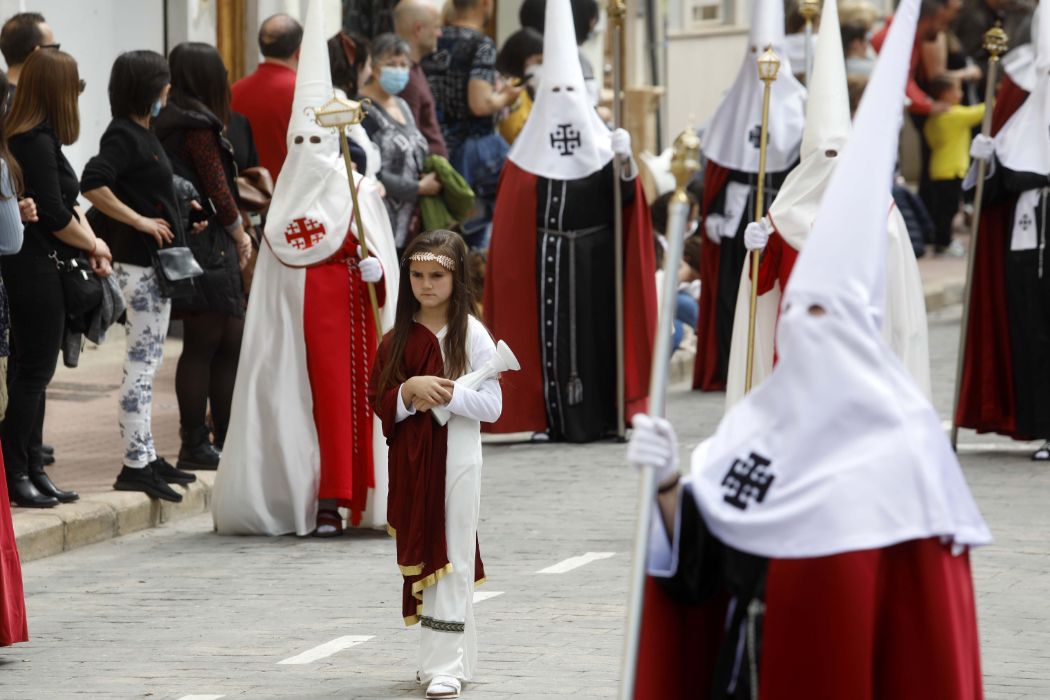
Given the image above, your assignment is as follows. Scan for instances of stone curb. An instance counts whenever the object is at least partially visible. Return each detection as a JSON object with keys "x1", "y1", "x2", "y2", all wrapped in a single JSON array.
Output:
[
  {"x1": 924, "y1": 279, "x2": 965, "y2": 314},
  {"x1": 13, "y1": 472, "x2": 215, "y2": 564}
]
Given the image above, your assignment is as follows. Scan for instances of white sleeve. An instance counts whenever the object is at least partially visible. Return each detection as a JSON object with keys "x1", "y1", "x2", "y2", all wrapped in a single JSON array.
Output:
[
  {"x1": 394, "y1": 383, "x2": 417, "y2": 423},
  {"x1": 444, "y1": 321, "x2": 504, "y2": 423},
  {"x1": 646, "y1": 480, "x2": 689, "y2": 578}
]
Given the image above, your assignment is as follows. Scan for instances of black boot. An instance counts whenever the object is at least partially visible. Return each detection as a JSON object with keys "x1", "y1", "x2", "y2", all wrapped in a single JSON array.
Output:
[
  {"x1": 7, "y1": 474, "x2": 59, "y2": 508},
  {"x1": 150, "y1": 457, "x2": 196, "y2": 485},
  {"x1": 177, "y1": 426, "x2": 221, "y2": 471},
  {"x1": 113, "y1": 464, "x2": 182, "y2": 502},
  {"x1": 29, "y1": 468, "x2": 78, "y2": 503}
]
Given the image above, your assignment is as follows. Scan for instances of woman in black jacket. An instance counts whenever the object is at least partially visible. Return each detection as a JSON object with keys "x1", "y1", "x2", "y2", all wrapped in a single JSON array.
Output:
[
  {"x1": 81, "y1": 50, "x2": 200, "y2": 503},
  {"x1": 2, "y1": 49, "x2": 113, "y2": 508},
  {"x1": 154, "y1": 42, "x2": 251, "y2": 470}
]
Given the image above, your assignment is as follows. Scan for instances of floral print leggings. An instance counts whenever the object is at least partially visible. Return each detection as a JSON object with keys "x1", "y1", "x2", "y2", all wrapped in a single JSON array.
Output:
[{"x1": 114, "y1": 264, "x2": 171, "y2": 469}]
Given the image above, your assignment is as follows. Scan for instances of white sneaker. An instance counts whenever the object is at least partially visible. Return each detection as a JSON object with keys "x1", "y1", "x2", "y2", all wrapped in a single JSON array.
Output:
[{"x1": 426, "y1": 675, "x2": 461, "y2": 698}]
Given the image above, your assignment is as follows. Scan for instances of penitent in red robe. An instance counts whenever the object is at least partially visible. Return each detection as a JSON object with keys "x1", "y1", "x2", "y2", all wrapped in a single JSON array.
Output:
[
  {"x1": 635, "y1": 536, "x2": 984, "y2": 699},
  {"x1": 955, "y1": 73, "x2": 1030, "y2": 438},
  {"x1": 483, "y1": 161, "x2": 657, "y2": 435},
  {"x1": 304, "y1": 232, "x2": 385, "y2": 525},
  {"x1": 0, "y1": 449, "x2": 27, "y2": 646}
]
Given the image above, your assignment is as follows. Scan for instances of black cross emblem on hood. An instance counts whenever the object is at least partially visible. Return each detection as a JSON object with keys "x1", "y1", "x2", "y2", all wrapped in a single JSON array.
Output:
[
  {"x1": 722, "y1": 452, "x2": 775, "y2": 510},
  {"x1": 550, "y1": 124, "x2": 582, "y2": 156}
]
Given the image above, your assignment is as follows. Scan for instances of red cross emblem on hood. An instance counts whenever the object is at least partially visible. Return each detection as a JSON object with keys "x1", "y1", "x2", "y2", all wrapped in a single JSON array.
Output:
[{"x1": 284, "y1": 217, "x2": 326, "y2": 250}]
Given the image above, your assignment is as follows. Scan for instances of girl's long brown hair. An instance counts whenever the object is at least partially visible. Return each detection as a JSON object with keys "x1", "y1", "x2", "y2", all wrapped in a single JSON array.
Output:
[
  {"x1": 5, "y1": 48, "x2": 80, "y2": 146},
  {"x1": 376, "y1": 230, "x2": 476, "y2": 394}
]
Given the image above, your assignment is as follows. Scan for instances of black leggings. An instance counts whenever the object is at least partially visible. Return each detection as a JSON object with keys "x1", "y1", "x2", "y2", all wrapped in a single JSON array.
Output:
[
  {"x1": 175, "y1": 312, "x2": 243, "y2": 444},
  {"x1": 2, "y1": 263, "x2": 63, "y2": 478}
]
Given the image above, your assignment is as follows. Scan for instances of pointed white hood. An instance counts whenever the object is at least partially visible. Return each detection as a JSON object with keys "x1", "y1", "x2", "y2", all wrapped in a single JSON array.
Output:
[
  {"x1": 1003, "y1": 3, "x2": 1042, "y2": 93},
  {"x1": 264, "y1": 0, "x2": 355, "y2": 266},
  {"x1": 701, "y1": 0, "x2": 807, "y2": 174},
  {"x1": 507, "y1": 0, "x2": 612, "y2": 180},
  {"x1": 688, "y1": 0, "x2": 990, "y2": 560},
  {"x1": 766, "y1": 0, "x2": 850, "y2": 249},
  {"x1": 996, "y1": 3, "x2": 1050, "y2": 176}
]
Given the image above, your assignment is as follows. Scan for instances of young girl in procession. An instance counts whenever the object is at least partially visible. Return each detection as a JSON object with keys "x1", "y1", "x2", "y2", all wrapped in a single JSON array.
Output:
[{"x1": 369, "y1": 229, "x2": 502, "y2": 699}]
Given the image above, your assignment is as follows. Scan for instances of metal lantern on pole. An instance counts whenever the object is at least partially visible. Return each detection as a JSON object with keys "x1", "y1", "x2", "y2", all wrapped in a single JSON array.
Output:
[
  {"x1": 618, "y1": 125, "x2": 701, "y2": 699},
  {"x1": 312, "y1": 94, "x2": 384, "y2": 340},
  {"x1": 745, "y1": 46, "x2": 781, "y2": 393},
  {"x1": 799, "y1": 0, "x2": 820, "y2": 85},
  {"x1": 950, "y1": 23, "x2": 1009, "y2": 450}
]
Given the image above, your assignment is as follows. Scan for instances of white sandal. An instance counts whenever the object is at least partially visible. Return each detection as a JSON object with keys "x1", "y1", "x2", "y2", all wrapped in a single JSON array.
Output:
[
  {"x1": 425, "y1": 675, "x2": 461, "y2": 699},
  {"x1": 1033, "y1": 441, "x2": 1050, "y2": 462}
]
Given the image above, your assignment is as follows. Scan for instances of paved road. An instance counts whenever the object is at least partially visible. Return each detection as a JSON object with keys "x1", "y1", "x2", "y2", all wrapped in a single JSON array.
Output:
[{"x1": 3, "y1": 307, "x2": 1048, "y2": 699}]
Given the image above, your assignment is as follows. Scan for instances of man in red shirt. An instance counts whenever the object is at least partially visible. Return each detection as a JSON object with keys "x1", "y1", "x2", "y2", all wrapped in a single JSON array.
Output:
[{"x1": 231, "y1": 14, "x2": 302, "y2": 178}]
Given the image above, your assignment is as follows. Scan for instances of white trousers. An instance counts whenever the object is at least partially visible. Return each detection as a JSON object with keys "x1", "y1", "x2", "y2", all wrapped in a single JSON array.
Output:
[
  {"x1": 419, "y1": 450, "x2": 482, "y2": 682},
  {"x1": 114, "y1": 264, "x2": 171, "y2": 468}
]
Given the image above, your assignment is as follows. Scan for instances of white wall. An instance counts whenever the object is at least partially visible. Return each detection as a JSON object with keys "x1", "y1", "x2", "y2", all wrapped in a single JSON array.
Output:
[
  {"x1": 0, "y1": 0, "x2": 165, "y2": 183},
  {"x1": 665, "y1": 26, "x2": 748, "y2": 141}
]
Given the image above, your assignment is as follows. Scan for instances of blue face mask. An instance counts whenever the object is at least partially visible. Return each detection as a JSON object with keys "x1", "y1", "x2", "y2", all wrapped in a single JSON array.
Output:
[
  {"x1": 150, "y1": 99, "x2": 163, "y2": 118},
  {"x1": 378, "y1": 66, "x2": 410, "y2": 96}
]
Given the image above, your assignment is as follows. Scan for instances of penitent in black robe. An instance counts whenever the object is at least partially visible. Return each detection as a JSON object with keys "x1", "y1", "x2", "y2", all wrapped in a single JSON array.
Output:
[
  {"x1": 986, "y1": 160, "x2": 1050, "y2": 439},
  {"x1": 535, "y1": 161, "x2": 636, "y2": 443}
]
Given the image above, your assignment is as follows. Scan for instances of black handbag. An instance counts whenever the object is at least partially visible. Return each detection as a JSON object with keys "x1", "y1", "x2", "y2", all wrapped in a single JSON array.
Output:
[
  {"x1": 152, "y1": 245, "x2": 203, "y2": 300},
  {"x1": 50, "y1": 252, "x2": 103, "y2": 329}
]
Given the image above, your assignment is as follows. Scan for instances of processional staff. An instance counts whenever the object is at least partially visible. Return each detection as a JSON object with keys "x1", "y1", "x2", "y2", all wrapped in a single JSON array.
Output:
[
  {"x1": 745, "y1": 46, "x2": 782, "y2": 393},
  {"x1": 609, "y1": 0, "x2": 628, "y2": 441},
  {"x1": 800, "y1": 0, "x2": 820, "y2": 86},
  {"x1": 313, "y1": 95, "x2": 384, "y2": 340},
  {"x1": 950, "y1": 24, "x2": 1009, "y2": 450},
  {"x1": 618, "y1": 126, "x2": 701, "y2": 699}
]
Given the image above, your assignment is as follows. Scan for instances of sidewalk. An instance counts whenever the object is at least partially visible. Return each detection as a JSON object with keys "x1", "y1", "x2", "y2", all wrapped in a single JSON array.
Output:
[{"x1": 11, "y1": 248, "x2": 966, "y2": 562}]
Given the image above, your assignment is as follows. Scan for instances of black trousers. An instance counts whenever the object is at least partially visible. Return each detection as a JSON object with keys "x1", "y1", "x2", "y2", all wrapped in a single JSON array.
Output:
[
  {"x1": 1, "y1": 257, "x2": 63, "y2": 478},
  {"x1": 927, "y1": 178, "x2": 963, "y2": 249}
]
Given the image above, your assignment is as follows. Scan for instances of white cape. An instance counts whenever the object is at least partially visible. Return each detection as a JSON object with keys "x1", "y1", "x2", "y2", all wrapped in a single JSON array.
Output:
[
  {"x1": 212, "y1": 175, "x2": 399, "y2": 536},
  {"x1": 725, "y1": 207, "x2": 931, "y2": 407}
]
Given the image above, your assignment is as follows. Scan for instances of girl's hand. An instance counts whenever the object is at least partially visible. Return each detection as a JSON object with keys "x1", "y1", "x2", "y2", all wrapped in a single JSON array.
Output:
[
  {"x1": 236, "y1": 232, "x2": 253, "y2": 270},
  {"x1": 418, "y1": 172, "x2": 442, "y2": 196},
  {"x1": 405, "y1": 375, "x2": 454, "y2": 407},
  {"x1": 18, "y1": 197, "x2": 37, "y2": 223},
  {"x1": 135, "y1": 215, "x2": 175, "y2": 246}
]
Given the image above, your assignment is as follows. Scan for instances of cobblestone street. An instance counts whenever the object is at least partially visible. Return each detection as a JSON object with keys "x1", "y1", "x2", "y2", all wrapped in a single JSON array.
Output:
[{"x1": 0, "y1": 308, "x2": 1047, "y2": 699}]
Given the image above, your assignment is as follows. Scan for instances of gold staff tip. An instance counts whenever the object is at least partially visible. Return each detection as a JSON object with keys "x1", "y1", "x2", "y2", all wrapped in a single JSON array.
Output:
[
  {"x1": 671, "y1": 126, "x2": 701, "y2": 191},
  {"x1": 983, "y1": 23, "x2": 1009, "y2": 59},
  {"x1": 757, "y1": 45, "x2": 782, "y2": 83}
]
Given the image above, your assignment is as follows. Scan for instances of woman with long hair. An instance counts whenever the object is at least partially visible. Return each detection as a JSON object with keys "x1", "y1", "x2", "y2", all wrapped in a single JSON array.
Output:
[
  {"x1": 154, "y1": 42, "x2": 251, "y2": 471},
  {"x1": 0, "y1": 69, "x2": 29, "y2": 647},
  {"x1": 2, "y1": 49, "x2": 112, "y2": 508},
  {"x1": 81, "y1": 50, "x2": 200, "y2": 503}
]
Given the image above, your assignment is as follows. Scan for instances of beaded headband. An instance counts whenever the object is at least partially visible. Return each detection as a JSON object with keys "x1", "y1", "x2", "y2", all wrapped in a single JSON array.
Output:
[{"x1": 408, "y1": 251, "x2": 456, "y2": 271}]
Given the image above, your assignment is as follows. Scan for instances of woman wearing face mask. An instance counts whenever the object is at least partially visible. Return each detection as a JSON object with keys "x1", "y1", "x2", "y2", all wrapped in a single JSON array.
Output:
[
  {"x1": 496, "y1": 28, "x2": 543, "y2": 146},
  {"x1": 81, "y1": 50, "x2": 201, "y2": 502},
  {"x1": 360, "y1": 33, "x2": 437, "y2": 251}
]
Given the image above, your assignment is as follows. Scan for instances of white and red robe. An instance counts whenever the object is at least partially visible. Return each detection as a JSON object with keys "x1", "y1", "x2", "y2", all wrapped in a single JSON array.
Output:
[{"x1": 212, "y1": 175, "x2": 399, "y2": 536}]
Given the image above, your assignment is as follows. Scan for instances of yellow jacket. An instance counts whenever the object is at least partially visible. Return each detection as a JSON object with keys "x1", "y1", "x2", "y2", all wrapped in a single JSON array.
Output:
[{"x1": 923, "y1": 104, "x2": 986, "y2": 181}]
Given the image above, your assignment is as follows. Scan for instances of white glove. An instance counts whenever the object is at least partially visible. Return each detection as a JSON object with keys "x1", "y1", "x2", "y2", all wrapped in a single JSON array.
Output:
[
  {"x1": 704, "y1": 214, "x2": 725, "y2": 244},
  {"x1": 627, "y1": 413, "x2": 679, "y2": 486},
  {"x1": 610, "y1": 128, "x2": 632, "y2": 158},
  {"x1": 358, "y1": 256, "x2": 382, "y2": 283},
  {"x1": 744, "y1": 218, "x2": 773, "y2": 251},
  {"x1": 970, "y1": 134, "x2": 995, "y2": 162}
]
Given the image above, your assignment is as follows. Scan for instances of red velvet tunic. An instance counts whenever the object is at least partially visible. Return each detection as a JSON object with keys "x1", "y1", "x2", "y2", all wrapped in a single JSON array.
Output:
[{"x1": 304, "y1": 232, "x2": 385, "y2": 525}]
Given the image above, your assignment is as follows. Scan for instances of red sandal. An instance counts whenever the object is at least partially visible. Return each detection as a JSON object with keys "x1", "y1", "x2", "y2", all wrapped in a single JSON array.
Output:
[{"x1": 313, "y1": 509, "x2": 344, "y2": 537}]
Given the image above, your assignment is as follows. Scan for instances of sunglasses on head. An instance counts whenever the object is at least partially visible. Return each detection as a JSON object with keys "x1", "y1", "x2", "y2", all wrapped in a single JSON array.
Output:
[
  {"x1": 78, "y1": 79, "x2": 86, "y2": 94},
  {"x1": 39, "y1": 43, "x2": 60, "y2": 50}
]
